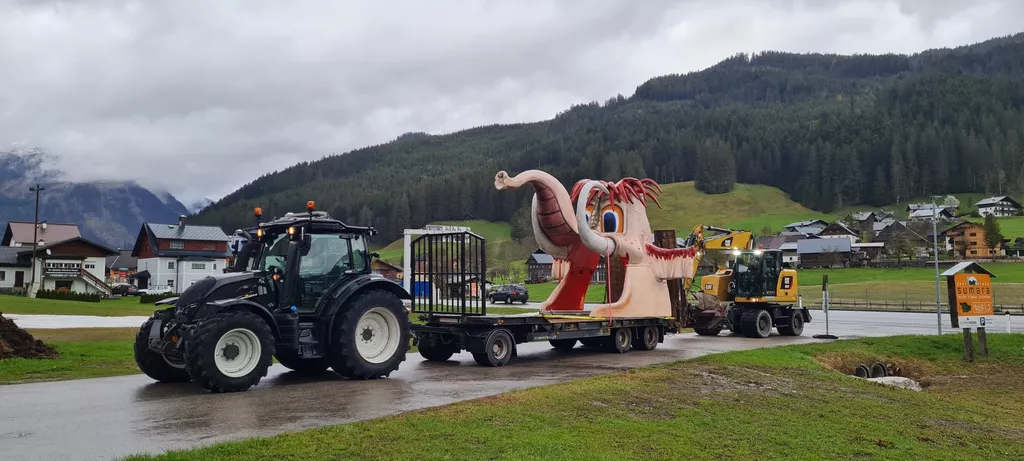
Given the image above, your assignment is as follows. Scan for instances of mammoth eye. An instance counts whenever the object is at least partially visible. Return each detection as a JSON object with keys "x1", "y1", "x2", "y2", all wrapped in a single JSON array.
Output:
[{"x1": 601, "y1": 205, "x2": 624, "y2": 233}]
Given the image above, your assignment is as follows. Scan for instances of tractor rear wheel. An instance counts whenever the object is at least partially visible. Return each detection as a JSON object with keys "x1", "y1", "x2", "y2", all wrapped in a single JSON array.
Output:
[
  {"x1": 134, "y1": 313, "x2": 190, "y2": 383},
  {"x1": 184, "y1": 310, "x2": 275, "y2": 393},
  {"x1": 330, "y1": 290, "x2": 410, "y2": 379},
  {"x1": 740, "y1": 308, "x2": 773, "y2": 338},
  {"x1": 275, "y1": 351, "x2": 330, "y2": 374}
]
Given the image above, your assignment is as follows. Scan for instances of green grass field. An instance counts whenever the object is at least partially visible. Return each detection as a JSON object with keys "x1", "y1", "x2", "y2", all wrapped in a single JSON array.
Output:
[
  {"x1": 523, "y1": 282, "x2": 607, "y2": 303},
  {"x1": 0, "y1": 328, "x2": 139, "y2": 384},
  {"x1": 122, "y1": 334, "x2": 1024, "y2": 461},
  {"x1": 0, "y1": 295, "x2": 160, "y2": 317},
  {"x1": 645, "y1": 181, "x2": 825, "y2": 233}
]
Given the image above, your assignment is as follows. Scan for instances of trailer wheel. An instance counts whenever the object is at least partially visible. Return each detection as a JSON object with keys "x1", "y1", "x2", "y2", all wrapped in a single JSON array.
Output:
[
  {"x1": 418, "y1": 335, "x2": 457, "y2": 362},
  {"x1": 580, "y1": 338, "x2": 604, "y2": 348},
  {"x1": 777, "y1": 310, "x2": 805, "y2": 336},
  {"x1": 549, "y1": 338, "x2": 577, "y2": 350},
  {"x1": 634, "y1": 326, "x2": 659, "y2": 351},
  {"x1": 741, "y1": 308, "x2": 773, "y2": 338},
  {"x1": 605, "y1": 328, "x2": 631, "y2": 353},
  {"x1": 472, "y1": 329, "x2": 513, "y2": 367}
]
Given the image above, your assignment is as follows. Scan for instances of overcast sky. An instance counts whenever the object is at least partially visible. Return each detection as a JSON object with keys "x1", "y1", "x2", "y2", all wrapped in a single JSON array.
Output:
[{"x1": 2, "y1": 0, "x2": 1022, "y2": 203}]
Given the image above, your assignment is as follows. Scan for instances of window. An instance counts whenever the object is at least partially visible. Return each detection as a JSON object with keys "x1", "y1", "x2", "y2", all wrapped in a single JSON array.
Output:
[
  {"x1": 191, "y1": 263, "x2": 206, "y2": 270},
  {"x1": 970, "y1": 241, "x2": 978, "y2": 246},
  {"x1": 0, "y1": 271, "x2": 5, "y2": 281},
  {"x1": 213, "y1": 263, "x2": 217, "y2": 270},
  {"x1": 55, "y1": 280, "x2": 73, "y2": 291},
  {"x1": 84, "y1": 263, "x2": 95, "y2": 269},
  {"x1": 169, "y1": 240, "x2": 184, "y2": 249},
  {"x1": 167, "y1": 261, "x2": 175, "y2": 269},
  {"x1": 167, "y1": 279, "x2": 174, "y2": 287},
  {"x1": 970, "y1": 250, "x2": 978, "y2": 255},
  {"x1": 969, "y1": 232, "x2": 977, "y2": 237}
]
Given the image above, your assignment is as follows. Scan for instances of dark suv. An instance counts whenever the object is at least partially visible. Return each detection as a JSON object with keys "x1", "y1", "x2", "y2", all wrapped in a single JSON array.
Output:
[{"x1": 489, "y1": 284, "x2": 528, "y2": 304}]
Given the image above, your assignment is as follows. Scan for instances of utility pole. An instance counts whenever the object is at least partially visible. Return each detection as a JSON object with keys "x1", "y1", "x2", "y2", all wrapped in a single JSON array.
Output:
[
  {"x1": 931, "y1": 196, "x2": 942, "y2": 335},
  {"x1": 29, "y1": 184, "x2": 45, "y2": 296}
]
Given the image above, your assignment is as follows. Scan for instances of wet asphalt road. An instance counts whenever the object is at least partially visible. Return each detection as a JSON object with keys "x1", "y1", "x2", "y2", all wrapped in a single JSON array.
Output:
[{"x1": 2, "y1": 309, "x2": 1022, "y2": 461}]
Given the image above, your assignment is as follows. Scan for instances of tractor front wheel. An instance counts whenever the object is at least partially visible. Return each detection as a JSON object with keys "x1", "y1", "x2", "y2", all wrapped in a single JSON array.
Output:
[
  {"x1": 184, "y1": 310, "x2": 275, "y2": 393},
  {"x1": 134, "y1": 312, "x2": 190, "y2": 383},
  {"x1": 330, "y1": 290, "x2": 410, "y2": 379}
]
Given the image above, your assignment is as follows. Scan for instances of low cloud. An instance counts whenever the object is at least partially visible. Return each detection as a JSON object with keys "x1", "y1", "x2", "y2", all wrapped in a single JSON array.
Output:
[{"x1": 1, "y1": 0, "x2": 1021, "y2": 202}]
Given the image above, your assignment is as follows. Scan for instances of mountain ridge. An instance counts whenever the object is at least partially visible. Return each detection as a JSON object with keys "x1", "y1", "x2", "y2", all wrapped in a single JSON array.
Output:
[{"x1": 191, "y1": 31, "x2": 1024, "y2": 244}]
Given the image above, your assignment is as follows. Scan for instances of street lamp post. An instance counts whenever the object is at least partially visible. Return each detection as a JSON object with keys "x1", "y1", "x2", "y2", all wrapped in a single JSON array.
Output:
[
  {"x1": 29, "y1": 184, "x2": 45, "y2": 296},
  {"x1": 931, "y1": 196, "x2": 942, "y2": 335}
]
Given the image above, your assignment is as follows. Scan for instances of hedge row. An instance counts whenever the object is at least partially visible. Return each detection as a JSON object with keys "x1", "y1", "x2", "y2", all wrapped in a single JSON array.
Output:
[
  {"x1": 35, "y1": 289, "x2": 102, "y2": 303},
  {"x1": 140, "y1": 293, "x2": 180, "y2": 304}
]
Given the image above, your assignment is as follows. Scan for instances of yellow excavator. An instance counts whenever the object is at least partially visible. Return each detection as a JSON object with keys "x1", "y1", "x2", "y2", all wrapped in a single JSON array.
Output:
[{"x1": 676, "y1": 225, "x2": 810, "y2": 339}]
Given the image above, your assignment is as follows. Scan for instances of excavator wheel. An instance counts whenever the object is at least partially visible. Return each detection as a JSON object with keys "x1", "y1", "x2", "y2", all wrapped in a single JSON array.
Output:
[{"x1": 740, "y1": 308, "x2": 773, "y2": 338}]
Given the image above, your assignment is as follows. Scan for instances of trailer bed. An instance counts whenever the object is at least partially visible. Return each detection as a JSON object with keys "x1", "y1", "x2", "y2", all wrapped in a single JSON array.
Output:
[{"x1": 411, "y1": 311, "x2": 683, "y2": 367}]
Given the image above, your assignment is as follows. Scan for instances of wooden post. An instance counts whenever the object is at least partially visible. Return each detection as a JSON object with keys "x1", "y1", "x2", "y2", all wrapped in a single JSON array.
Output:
[
  {"x1": 653, "y1": 230, "x2": 681, "y2": 317},
  {"x1": 977, "y1": 327, "x2": 989, "y2": 357},
  {"x1": 962, "y1": 328, "x2": 974, "y2": 362}
]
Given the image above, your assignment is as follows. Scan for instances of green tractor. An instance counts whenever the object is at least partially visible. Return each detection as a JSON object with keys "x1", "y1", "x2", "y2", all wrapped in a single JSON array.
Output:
[{"x1": 134, "y1": 202, "x2": 411, "y2": 393}]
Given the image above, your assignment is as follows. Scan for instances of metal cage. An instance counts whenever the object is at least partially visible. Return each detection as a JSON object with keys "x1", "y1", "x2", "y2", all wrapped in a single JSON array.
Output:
[{"x1": 409, "y1": 231, "x2": 487, "y2": 316}]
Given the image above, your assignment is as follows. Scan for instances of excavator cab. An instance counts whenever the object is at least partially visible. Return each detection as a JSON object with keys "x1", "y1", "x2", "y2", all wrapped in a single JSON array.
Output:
[{"x1": 731, "y1": 249, "x2": 798, "y2": 303}]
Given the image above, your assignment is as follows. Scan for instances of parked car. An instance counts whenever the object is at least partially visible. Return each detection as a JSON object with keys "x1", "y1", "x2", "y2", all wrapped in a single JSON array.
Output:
[
  {"x1": 111, "y1": 283, "x2": 139, "y2": 296},
  {"x1": 489, "y1": 284, "x2": 529, "y2": 304}
]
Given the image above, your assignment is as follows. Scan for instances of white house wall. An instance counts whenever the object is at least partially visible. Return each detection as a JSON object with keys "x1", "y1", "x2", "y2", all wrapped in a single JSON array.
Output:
[{"x1": 139, "y1": 257, "x2": 223, "y2": 292}]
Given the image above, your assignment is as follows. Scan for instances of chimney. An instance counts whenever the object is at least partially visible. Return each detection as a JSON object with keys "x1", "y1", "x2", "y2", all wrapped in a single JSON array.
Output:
[{"x1": 178, "y1": 215, "x2": 186, "y2": 228}]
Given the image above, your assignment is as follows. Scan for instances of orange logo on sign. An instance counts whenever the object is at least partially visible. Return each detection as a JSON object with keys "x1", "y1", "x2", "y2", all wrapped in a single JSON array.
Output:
[{"x1": 953, "y1": 273, "x2": 994, "y2": 317}]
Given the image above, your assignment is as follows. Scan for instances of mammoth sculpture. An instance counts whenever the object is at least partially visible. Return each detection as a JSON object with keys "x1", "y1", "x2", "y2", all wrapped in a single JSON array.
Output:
[{"x1": 495, "y1": 169, "x2": 698, "y2": 318}]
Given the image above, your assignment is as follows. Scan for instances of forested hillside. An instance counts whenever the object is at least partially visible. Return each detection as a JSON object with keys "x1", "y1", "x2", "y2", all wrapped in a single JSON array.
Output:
[{"x1": 194, "y1": 32, "x2": 1024, "y2": 243}]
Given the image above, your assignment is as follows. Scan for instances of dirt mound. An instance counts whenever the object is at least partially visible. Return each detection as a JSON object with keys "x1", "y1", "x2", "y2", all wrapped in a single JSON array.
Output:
[{"x1": 0, "y1": 312, "x2": 59, "y2": 360}]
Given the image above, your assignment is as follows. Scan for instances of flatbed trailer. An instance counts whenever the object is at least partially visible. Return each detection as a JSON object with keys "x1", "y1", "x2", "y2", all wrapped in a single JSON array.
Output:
[{"x1": 412, "y1": 312, "x2": 683, "y2": 366}]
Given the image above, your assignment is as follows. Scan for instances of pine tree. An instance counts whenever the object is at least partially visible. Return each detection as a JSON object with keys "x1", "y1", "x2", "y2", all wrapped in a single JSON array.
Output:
[{"x1": 983, "y1": 214, "x2": 1004, "y2": 255}]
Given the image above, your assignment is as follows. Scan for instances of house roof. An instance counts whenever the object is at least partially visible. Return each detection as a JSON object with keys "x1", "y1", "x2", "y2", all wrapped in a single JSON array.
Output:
[
  {"x1": 30, "y1": 237, "x2": 120, "y2": 257},
  {"x1": 797, "y1": 238, "x2": 851, "y2": 254},
  {"x1": 975, "y1": 196, "x2": 1021, "y2": 207},
  {"x1": 909, "y1": 208, "x2": 953, "y2": 219},
  {"x1": 756, "y1": 236, "x2": 787, "y2": 250},
  {"x1": 790, "y1": 226, "x2": 825, "y2": 235},
  {"x1": 779, "y1": 242, "x2": 798, "y2": 251},
  {"x1": 146, "y1": 222, "x2": 229, "y2": 242},
  {"x1": 528, "y1": 252, "x2": 554, "y2": 265},
  {"x1": 940, "y1": 261, "x2": 998, "y2": 277},
  {"x1": 2, "y1": 221, "x2": 81, "y2": 246},
  {"x1": 873, "y1": 220, "x2": 897, "y2": 232},
  {"x1": 907, "y1": 203, "x2": 948, "y2": 211},
  {"x1": 106, "y1": 250, "x2": 138, "y2": 270},
  {"x1": 0, "y1": 247, "x2": 27, "y2": 266},
  {"x1": 821, "y1": 221, "x2": 858, "y2": 236},
  {"x1": 852, "y1": 242, "x2": 885, "y2": 248},
  {"x1": 850, "y1": 211, "x2": 876, "y2": 221},
  {"x1": 784, "y1": 219, "x2": 828, "y2": 229}
]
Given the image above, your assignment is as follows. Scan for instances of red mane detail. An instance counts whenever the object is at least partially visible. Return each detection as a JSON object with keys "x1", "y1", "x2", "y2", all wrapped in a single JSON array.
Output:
[
  {"x1": 570, "y1": 177, "x2": 664, "y2": 209},
  {"x1": 645, "y1": 243, "x2": 697, "y2": 260}
]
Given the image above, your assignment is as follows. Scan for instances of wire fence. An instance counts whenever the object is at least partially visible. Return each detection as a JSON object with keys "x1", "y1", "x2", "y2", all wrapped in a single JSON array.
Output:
[{"x1": 803, "y1": 297, "x2": 1024, "y2": 314}]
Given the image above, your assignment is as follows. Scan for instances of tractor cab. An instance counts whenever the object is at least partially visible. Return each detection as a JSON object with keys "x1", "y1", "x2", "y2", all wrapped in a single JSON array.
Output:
[{"x1": 247, "y1": 202, "x2": 378, "y2": 314}]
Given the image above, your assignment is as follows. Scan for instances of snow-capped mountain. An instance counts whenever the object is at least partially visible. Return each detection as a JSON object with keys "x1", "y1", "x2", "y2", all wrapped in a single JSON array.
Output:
[{"x1": 0, "y1": 147, "x2": 192, "y2": 249}]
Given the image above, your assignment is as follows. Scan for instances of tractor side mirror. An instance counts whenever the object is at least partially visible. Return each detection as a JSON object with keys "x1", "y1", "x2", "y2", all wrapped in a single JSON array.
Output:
[{"x1": 371, "y1": 252, "x2": 380, "y2": 260}]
